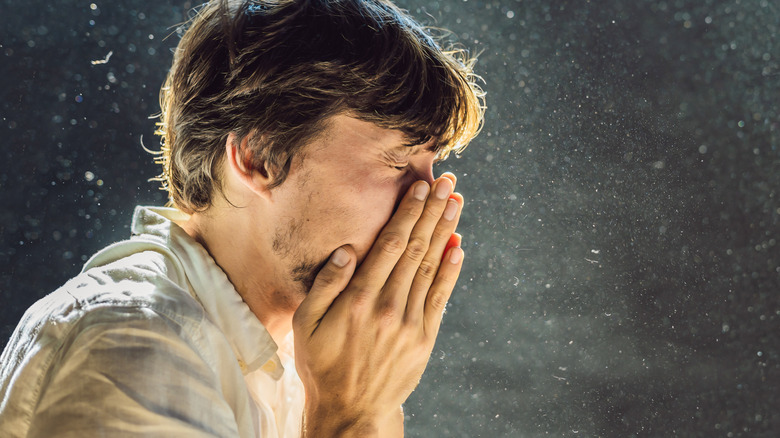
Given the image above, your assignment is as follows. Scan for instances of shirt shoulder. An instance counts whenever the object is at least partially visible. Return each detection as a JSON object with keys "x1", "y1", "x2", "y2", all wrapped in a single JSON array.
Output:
[
  {"x1": 0, "y1": 250, "x2": 251, "y2": 437},
  {"x1": 5, "y1": 249, "x2": 203, "y2": 356},
  {"x1": 74, "y1": 249, "x2": 206, "y2": 325},
  {"x1": 10, "y1": 249, "x2": 205, "y2": 345}
]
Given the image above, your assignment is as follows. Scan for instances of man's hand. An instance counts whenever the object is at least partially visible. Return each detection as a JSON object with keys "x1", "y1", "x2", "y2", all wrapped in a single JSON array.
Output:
[{"x1": 293, "y1": 175, "x2": 464, "y2": 437}]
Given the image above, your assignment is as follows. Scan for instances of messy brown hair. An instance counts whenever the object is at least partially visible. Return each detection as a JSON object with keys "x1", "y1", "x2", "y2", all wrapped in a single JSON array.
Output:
[{"x1": 155, "y1": 0, "x2": 485, "y2": 213}]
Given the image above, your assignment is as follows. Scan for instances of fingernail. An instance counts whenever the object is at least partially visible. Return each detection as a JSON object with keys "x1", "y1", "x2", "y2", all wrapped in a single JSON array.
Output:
[
  {"x1": 414, "y1": 182, "x2": 429, "y2": 201},
  {"x1": 434, "y1": 178, "x2": 452, "y2": 200},
  {"x1": 449, "y1": 247, "x2": 463, "y2": 264},
  {"x1": 331, "y1": 247, "x2": 349, "y2": 267},
  {"x1": 441, "y1": 172, "x2": 457, "y2": 189},
  {"x1": 443, "y1": 199, "x2": 458, "y2": 221}
]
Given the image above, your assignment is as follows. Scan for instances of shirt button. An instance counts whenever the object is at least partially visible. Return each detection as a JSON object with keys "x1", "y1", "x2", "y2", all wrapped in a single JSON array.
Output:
[{"x1": 261, "y1": 360, "x2": 277, "y2": 373}]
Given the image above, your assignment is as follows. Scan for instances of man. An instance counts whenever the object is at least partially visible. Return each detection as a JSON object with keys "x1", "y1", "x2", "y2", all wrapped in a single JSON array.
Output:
[{"x1": 0, "y1": 0, "x2": 484, "y2": 436}]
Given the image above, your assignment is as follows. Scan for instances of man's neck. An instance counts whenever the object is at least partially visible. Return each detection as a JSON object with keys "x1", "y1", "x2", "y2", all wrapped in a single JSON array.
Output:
[{"x1": 178, "y1": 210, "x2": 295, "y2": 346}]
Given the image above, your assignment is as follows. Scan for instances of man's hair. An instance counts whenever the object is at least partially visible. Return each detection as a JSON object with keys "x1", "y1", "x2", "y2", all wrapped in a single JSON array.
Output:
[{"x1": 155, "y1": 0, "x2": 485, "y2": 213}]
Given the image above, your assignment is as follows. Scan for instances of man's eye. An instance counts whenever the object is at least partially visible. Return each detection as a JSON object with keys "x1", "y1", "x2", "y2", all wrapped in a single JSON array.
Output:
[{"x1": 392, "y1": 163, "x2": 408, "y2": 170}]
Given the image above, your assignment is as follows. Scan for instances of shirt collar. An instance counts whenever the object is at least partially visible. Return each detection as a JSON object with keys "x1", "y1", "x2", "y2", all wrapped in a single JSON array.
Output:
[{"x1": 130, "y1": 206, "x2": 284, "y2": 379}]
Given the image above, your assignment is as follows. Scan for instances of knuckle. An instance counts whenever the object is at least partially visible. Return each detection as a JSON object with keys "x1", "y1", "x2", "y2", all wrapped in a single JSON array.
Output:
[
  {"x1": 376, "y1": 299, "x2": 400, "y2": 326},
  {"x1": 391, "y1": 203, "x2": 419, "y2": 224},
  {"x1": 400, "y1": 201, "x2": 423, "y2": 218},
  {"x1": 404, "y1": 236, "x2": 428, "y2": 261},
  {"x1": 427, "y1": 288, "x2": 450, "y2": 312},
  {"x1": 402, "y1": 312, "x2": 421, "y2": 328},
  {"x1": 349, "y1": 288, "x2": 372, "y2": 312},
  {"x1": 432, "y1": 225, "x2": 451, "y2": 240},
  {"x1": 379, "y1": 232, "x2": 406, "y2": 255},
  {"x1": 416, "y1": 258, "x2": 438, "y2": 280},
  {"x1": 422, "y1": 205, "x2": 443, "y2": 221},
  {"x1": 315, "y1": 265, "x2": 338, "y2": 285}
]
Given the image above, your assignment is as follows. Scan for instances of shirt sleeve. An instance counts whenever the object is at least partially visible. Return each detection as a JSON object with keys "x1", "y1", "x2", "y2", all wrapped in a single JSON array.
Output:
[{"x1": 27, "y1": 305, "x2": 243, "y2": 438}]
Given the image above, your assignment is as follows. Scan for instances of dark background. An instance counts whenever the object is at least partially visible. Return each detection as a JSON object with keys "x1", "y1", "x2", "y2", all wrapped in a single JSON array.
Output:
[{"x1": 1, "y1": 0, "x2": 778, "y2": 436}]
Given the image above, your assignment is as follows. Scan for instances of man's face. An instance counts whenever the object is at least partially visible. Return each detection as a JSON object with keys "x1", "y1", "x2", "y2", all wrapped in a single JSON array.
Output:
[{"x1": 265, "y1": 115, "x2": 439, "y2": 301}]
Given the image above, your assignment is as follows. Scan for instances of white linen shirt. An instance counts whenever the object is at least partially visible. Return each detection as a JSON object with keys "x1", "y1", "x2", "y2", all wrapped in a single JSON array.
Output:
[{"x1": 0, "y1": 206, "x2": 304, "y2": 437}]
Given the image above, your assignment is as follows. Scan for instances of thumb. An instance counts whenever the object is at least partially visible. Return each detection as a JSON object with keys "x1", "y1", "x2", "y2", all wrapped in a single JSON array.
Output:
[{"x1": 293, "y1": 246, "x2": 355, "y2": 336}]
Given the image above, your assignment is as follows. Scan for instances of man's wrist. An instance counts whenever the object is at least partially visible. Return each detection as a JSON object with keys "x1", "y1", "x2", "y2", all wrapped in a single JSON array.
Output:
[{"x1": 302, "y1": 407, "x2": 380, "y2": 438}]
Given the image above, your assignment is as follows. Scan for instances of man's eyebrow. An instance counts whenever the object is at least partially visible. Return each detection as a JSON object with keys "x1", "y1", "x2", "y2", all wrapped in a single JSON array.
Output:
[{"x1": 393, "y1": 142, "x2": 438, "y2": 155}]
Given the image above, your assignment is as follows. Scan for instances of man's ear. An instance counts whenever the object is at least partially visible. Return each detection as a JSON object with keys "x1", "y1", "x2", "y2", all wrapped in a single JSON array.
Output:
[{"x1": 225, "y1": 132, "x2": 274, "y2": 200}]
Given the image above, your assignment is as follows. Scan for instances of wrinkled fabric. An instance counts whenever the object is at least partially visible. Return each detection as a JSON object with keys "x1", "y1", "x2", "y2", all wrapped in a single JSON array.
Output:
[{"x1": 0, "y1": 206, "x2": 304, "y2": 437}]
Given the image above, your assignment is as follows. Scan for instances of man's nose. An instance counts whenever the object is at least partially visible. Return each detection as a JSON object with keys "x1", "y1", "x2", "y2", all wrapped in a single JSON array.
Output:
[
  {"x1": 419, "y1": 165, "x2": 435, "y2": 187},
  {"x1": 397, "y1": 164, "x2": 435, "y2": 205},
  {"x1": 408, "y1": 167, "x2": 435, "y2": 194}
]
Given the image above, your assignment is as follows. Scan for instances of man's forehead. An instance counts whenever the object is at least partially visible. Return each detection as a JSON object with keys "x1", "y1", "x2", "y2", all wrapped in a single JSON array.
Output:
[
  {"x1": 331, "y1": 115, "x2": 436, "y2": 154},
  {"x1": 337, "y1": 115, "x2": 402, "y2": 144}
]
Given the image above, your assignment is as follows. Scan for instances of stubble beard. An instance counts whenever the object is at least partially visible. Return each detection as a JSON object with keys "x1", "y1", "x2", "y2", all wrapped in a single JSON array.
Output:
[
  {"x1": 272, "y1": 216, "x2": 328, "y2": 297},
  {"x1": 291, "y1": 257, "x2": 329, "y2": 294}
]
